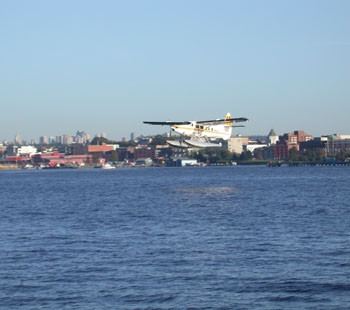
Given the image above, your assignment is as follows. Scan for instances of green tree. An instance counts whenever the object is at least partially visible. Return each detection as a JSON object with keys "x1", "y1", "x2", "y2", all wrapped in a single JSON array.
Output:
[
  {"x1": 254, "y1": 150, "x2": 264, "y2": 160},
  {"x1": 239, "y1": 151, "x2": 253, "y2": 161},
  {"x1": 117, "y1": 141, "x2": 137, "y2": 147},
  {"x1": 289, "y1": 147, "x2": 299, "y2": 161},
  {"x1": 149, "y1": 135, "x2": 167, "y2": 146},
  {"x1": 232, "y1": 152, "x2": 240, "y2": 161},
  {"x1": 336, "y1": 152, "x2": 346, "y2": 161},
  {"x1": 192, "y1": 150, "x2": 208, "y2": 163},
  {"x1": 298, "y1": 152, "x2": 308, "y2": 161},
  {"x1": 217, "y1": 149, "x2": 232, "y2": 161},
  {"x1": 90, "y1": 137, "x2": 118, "y2": 145}
]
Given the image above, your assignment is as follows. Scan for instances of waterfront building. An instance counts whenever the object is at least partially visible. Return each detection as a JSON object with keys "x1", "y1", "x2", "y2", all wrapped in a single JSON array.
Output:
[
  {"x1": 32, "y1": 152, "x2": 92, "y2": 166},
  {"x1": 274, "y1": 133, "x2": 298, "y2": 160},
  {"x1": 273, "y1": 130, "x2": 313, "y2": 160},
  {"x1": 115, "y1": 147, "x2": 134, "y2": 162},
  {"x1": 227, "y1": 136, "x2": 249, "y2": 154},
  {"x1": 294, "y1": 130, "x2": 313, "y2": 143},
  {"x1": 86, "y1": 144, "x2": 115, "y2": 162},
  {"x1": 299, "y1": 137, "x2": 327, "y2": 151},
  {"x1": 326, "y1": 135, "x2": 350, "y2": 155},
  {"x1": 134, "y1": 157, "x2": 153, "y2": 166},
  {"x1": 167, "y1": 157, "x2": 198, "y2": 167},
  {"x1": 268, "y1": 129, "x2": 279, "y2": 145},
  {"x1": 88, "y1": 144, "x2": 114, "y2": 153},
  {"x1": 274, "y1": 143, "x2": 296, "y2": 160},
  {"x1": 134, "y1": 147, "x2": 156, "y2": 160},
  {"x1": 6, "y1": 145, "x2": 37, "y2": 157}
]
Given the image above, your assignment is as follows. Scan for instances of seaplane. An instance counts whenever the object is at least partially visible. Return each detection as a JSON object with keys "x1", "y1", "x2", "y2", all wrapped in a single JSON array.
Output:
[{"x1": 143, "y1": 113, "x2": 248, "y2": 148}]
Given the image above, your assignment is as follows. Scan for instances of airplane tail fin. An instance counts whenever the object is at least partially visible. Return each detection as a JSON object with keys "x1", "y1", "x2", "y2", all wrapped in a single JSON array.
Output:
[
  {"x1": 224, "y1": 113, "x2": 233, "y2": 139},
  {"x1": 224, "y1": 113, "x2": 232, "y2": 126}
]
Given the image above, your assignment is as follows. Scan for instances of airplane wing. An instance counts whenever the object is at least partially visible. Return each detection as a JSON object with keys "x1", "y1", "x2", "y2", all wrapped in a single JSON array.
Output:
[
  {"x1": 196, "y1": 117, "x2": 249, "y2": 125},
  {"x1": 143, "y1": 121, "x2": 191, "y2": 126}
]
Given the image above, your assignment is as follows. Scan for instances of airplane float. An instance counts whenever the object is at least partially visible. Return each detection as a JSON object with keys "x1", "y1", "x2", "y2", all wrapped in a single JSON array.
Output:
[{"x1": 143, "y1": 113, "x2": 248, "y2": 148}]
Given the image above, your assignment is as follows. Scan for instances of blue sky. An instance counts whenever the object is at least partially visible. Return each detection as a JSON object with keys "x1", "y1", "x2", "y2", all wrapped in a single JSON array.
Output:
[{"x1": 1, "y1": 0, "x2": 349, "y2": 141}]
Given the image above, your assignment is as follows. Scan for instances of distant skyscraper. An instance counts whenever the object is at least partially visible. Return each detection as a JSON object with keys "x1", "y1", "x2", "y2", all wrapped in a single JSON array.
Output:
[
  {"x1": 76, "y1": 133, "x2": 90, "y2": 144},
  {"x1": 76, "y1": 130, "x2": 86, "y2": 137},
  {"x1": 39, "y1": 136, "x2": 48, "y2": 145},
  {"x1": 56, "y1": 136, "x2": 62, "y2": 144},
  {"x1": 85, "y1": 134, "x2": 90, "y2": 143},
  {"x1": 14, "y1": 134, "x2": 22, "y2": 145},
  {"x1": 130, "y1": 132, "x2": 136, "y2": 141},
  {"x1": 63, "y1": 134, "x2": 73, "y2": 145}
]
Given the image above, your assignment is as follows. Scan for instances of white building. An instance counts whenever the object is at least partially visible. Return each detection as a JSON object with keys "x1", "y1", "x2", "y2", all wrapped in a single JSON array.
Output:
[
  {"x1": 268, "y1": 129, "x2": 279, "y2": 145},
  {"x1": 172, "y1": 157, "x2": 198, "y2": 167},
  {"x1": 8, "y1": 145, "x2": 38, "y2": 157}
]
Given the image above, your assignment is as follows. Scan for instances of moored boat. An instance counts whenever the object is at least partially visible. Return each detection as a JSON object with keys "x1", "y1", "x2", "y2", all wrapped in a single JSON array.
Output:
[{"x1": 101, "y1": 163, "x2": 116, "y2": 169}]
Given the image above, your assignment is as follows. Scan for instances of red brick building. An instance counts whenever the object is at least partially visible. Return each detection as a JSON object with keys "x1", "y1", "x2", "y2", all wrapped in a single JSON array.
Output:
[
  {"x1": 134, "y1": 147, "x2": 156, "y2": 160},
  {"x1": 274, "y1": 130, "x2": 313, "y2": 160}
]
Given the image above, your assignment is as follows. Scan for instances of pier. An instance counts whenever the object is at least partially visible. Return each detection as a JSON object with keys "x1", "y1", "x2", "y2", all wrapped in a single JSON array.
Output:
[{"x1": 288, "y1": 161, "x2": 350, "y2": 167}]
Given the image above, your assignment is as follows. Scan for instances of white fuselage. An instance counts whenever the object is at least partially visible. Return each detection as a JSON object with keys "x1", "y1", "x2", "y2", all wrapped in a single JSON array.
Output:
[{"x1": 172, "y1": 121, "x2": 232, "y2": 140}]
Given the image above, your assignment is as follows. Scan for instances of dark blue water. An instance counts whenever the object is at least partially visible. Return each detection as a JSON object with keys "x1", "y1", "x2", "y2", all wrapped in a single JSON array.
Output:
[{"x1": 0, "y1": 166, "x2": 349, "y2": 309}]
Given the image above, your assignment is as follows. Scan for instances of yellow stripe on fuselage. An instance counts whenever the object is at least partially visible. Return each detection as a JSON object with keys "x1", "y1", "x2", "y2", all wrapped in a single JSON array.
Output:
[{"x1": 173, "y1": 125, "x2": 228, "y2": 135}]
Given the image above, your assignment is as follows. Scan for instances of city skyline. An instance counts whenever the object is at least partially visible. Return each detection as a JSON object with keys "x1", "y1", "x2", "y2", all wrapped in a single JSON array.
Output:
[
  {"x1": 2, "y1": 122, "x2": 349, "y2": 145},
  {"x1": 1, "y1": 126, "x2": 344, "y2": 147},
  {"x1": 1, "y1": 1, "x2": 349, "y2": 140}
]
